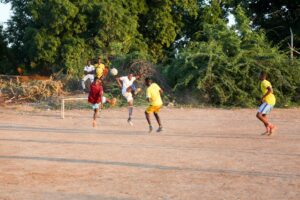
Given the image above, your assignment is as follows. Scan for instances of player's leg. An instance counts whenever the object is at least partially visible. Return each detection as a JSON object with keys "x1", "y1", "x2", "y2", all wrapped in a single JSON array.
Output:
[
  {"x1": 81, "y1": 75, "x2": 88, "y2": 90},
  {"x1": 257, "y1": 103, "x2": 274, "y2": 135},
  {"x1": 261, "y1": 114, "x2": 269, "y2": 134},
  {"x1": 265, "y1": 106, "x2": 276, "y2": 135},
  {"x1": 153, "y1": 106, "x2": 163, "y2": 132},
  {"x1": 131, "y1": 84, "x2": 141, "y2": 96},
  {"x1": 124, "y1": 92, "x2": 134, "y2": 125},
  {"x1": 92, "y1": 104, "x2": 99, "y2": 127},
  {"x1": 128, "y1": 100, "x2": 134, "y2": 126},
  {"x1": 145, "y1": 107, "x2": 153, "y2": 132}
]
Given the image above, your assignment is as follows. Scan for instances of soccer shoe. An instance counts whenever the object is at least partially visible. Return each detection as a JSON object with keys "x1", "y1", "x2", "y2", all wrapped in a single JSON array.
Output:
[
  {"x1": 157, "y1": 126, "x2": 163, "y2": 132},
  {"x1": 127, "y1": 118, "x2": 133, "y2": 126},
  {"x1": 149, "y1": 125, "x2": 153, "y2": 133},
  {"x1": 134, "y1": 88, "x2": 142, "y2": 95}
]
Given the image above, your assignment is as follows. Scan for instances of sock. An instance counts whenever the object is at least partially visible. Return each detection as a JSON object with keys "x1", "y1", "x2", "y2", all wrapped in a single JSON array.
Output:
[
  {"x1": 81, "y1": 80, "x2": 85, "y2": 90},
  {"x1": 128, "y1": 107, "x2": 133, "y2": 118}
]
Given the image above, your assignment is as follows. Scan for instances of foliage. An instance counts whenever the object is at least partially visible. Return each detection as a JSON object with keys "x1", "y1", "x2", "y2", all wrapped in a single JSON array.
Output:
[
  {"x1": 2, "y1": 0, "x2": 199, "y2": 75},
  {"x1": 229, "y1": 0, "x2": 300, "y2": 51},
  {"x1": 165, "y1": 3, "x2": 300, "y2": 107},
  {"x1": 0, "y1": 25, "x2": 14, "y2": 74}
]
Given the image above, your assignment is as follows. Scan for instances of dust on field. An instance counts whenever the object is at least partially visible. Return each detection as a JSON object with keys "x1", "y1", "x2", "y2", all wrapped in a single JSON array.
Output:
[{"x1": 0, "y1": 107, "x2": 299, "y2": 200}]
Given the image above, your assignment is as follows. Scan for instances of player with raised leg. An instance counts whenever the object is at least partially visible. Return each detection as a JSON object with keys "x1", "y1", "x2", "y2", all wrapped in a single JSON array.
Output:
[
  {"x1": 256, "y1": 71, "x2": 276, "y2": 135},
  {"x1": 116, "y1": 73, "x2": 142, "y2": 126},
  {"x1": 88, "y1": 77, "x2": 103, "y2": 127},
  {"x1": 144, "y1": 77, "x2": 163, "y2": 133}
]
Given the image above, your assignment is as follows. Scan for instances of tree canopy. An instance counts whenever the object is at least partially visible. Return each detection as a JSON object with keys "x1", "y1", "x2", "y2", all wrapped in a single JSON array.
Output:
[{"x1": 0, "y1": 0, "x2": 300, "y2": 106}]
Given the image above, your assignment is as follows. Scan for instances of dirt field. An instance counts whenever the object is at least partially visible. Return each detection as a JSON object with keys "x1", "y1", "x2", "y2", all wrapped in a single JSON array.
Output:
[{"x1": 0, "y1": 106, "x2": 299, "y2": 200}]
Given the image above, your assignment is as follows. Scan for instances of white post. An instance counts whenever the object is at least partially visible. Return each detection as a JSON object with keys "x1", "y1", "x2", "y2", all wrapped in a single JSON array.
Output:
[{"x1": 61, "y1": 99, "x2": 65, "y2": 119}]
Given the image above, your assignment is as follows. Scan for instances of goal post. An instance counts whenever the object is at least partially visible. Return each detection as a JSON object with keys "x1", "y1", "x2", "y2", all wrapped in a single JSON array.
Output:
[{"x1": 61, "y1": 97, "x2": 87, "y2": 119}]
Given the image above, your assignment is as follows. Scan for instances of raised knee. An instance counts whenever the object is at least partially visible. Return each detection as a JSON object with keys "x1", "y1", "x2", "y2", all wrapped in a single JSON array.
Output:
[{"x1": 256, "y1": 112, "x2": 262, "y2": 118}]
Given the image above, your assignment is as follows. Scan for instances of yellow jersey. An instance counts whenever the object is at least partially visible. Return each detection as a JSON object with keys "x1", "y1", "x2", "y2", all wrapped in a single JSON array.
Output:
[
  {"x1": 94, "y1": 63, "x2": 105, "y2": 78},
  {"x1": 146, "y1": 83, "x2": 163, "y2": 106},
  {"x1": 261, "y1": 80, "x2": 276, "y2": 106}
]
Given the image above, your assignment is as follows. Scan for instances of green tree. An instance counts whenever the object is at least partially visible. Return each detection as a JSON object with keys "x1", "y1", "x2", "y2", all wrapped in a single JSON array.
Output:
[
  {"x1": 0, "y1": 24, "x2": 14, "y2": 74},
  {"x1": 165, "y1": 2, "x2": 300, "y2": 106},
  {"x1": 230, "y1": 0, "x2": 300, "y2": 51}
]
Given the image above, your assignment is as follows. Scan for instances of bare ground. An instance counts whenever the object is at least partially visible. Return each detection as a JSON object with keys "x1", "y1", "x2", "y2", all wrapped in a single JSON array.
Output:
[{"x1": 0, "y1": 106, "x2": 299, "y2": 200}]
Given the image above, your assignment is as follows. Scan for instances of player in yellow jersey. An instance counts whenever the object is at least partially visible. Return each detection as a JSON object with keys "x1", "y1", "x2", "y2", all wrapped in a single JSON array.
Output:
[
  {"x1": 256, "y1": 72, "x2": 276, "y2": 135},
  {"x1": 94, "y1": 57, "x2": 106, "y2": 80},
  {"x1": 145, "y1": 77, "x2": 163, "y2": 133}
]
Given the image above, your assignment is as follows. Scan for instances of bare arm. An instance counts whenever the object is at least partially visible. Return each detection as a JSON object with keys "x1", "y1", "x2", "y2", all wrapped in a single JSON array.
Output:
[
  {"x1": 159, "y1": 89, "x2": 164, "y2": 95},
  {"x1": 261, "y1": 86, "x2": 272, "y2": 102},
  {"x1": 115, "y1": 77, "x2": 122, "y2": 88}
]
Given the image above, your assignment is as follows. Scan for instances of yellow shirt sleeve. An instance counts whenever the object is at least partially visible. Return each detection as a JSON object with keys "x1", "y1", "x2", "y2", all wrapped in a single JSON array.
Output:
[{"x1": 262, "y1": 80, "x2": 271, "y2": 89}]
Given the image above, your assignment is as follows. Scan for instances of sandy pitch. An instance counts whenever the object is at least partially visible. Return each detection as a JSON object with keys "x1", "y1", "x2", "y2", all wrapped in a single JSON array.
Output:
[{"x1": 0, "y1": 107, "x2": 299, "y2": 200}]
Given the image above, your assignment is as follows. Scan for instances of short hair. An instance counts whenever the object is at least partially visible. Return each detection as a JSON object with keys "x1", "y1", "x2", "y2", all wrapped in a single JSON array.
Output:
[
  {"x1": 260, "y1": 71, "x2": 267, "y2": 77},
  {"x1": 145, "y1": 77, "x2": 152, "y2": 83}
]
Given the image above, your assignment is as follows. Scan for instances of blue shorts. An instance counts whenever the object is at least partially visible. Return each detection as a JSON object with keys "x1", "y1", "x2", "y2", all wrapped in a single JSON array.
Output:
[
  {"x1": 258, "y1": 102, "x2": 273, "y2": 115},
  {"x1": 131, "y1": 84, "x2": 136, "y2": 91},
  {"x1": 92, "y1": 104, "x2": 99, "y2": 110}
]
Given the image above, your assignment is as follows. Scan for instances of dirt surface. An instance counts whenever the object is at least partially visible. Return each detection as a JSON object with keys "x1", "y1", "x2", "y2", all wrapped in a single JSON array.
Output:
[{"x1": 0, "y1": 106, "x2": 299, "y2": 200}]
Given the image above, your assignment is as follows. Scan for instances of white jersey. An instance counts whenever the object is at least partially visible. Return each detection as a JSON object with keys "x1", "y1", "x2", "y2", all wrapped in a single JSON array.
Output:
[
  {"x1": 84, "y1": 65, "x2": 95, "y2": 73},
  {"x1": 119, "y1": 76, "x2": 136, "y2": 95}
]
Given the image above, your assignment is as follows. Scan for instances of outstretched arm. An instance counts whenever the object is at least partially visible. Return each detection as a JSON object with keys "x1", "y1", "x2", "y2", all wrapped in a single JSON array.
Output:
[{"x1": 115, "y1": 77, "x2": 122, "y2": 88}]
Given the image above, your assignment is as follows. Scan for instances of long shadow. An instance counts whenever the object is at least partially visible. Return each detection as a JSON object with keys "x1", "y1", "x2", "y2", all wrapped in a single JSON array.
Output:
[
  {"x1": 0, "y1": 138, "x2": 300, "y2": 157},
  {"x1": 0, "y1": 124, "x2": 282, "y2": 140},
  {"x1": 0, "y1": 125, "x2": 146, "y2": 135},
  {"x1": 1, "y1": 138, "x2": 300, "y2": 158},
  {"x1": 0, "y1": 155, "x2": 299, "y2": 179},
  {"x1": 1, "y1": 124, "x2": 300, "y2": 140}
]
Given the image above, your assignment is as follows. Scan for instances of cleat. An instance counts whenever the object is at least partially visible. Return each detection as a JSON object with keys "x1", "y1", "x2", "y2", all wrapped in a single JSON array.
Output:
[
  {"x1": 157, "y1": 127, "x2": 163, "y2": 132},
  {"x1": 134, "y1": 88, "x2": 142, "y2": 95},
  {"x1": 127, "y1": 118, "x2": 133, "y2": 126},
  {"x1": 149, "y1": 125, "x2": 153, "y2": 133}
]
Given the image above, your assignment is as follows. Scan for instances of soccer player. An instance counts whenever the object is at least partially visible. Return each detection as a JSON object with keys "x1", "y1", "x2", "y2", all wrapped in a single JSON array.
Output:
[
  {"x1": 116, "y1": 73, "x2": 142, "y2": 125},
  {"x1": 144, "y1": 77, "x2": 163, "y2": 133},
  {"x1": 88, "y1": 78, "x2": 103, "y2": 127},
  {"x1": 81, "y1": 60, "x2": 95, "y2": 91},
  {"x1": 94, "y1": 57, "x2": 106, "y2": 80},
  {"x1": 256, "y1": 71, "x2": 276, "y2": 135}
]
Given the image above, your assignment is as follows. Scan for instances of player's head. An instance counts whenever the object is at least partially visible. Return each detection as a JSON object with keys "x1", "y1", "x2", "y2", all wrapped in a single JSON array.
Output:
[
  {"x1": 97, "y1": 57, "x2": 102, "y2": 64},
  {"x1": 145, "y1": 77, "x2": 152, "y2": 87},
  {"x1": 259, "y1": 71, "x2": 267, "y2": 81},
  {"x1": 87, "y1": 60, "x2": 91, "y2": 65},
  {"x1": 128, "y1": 73, "x2": 133, "y2": 80},
  {"x1": 94, "y1": 77, "x2": 101, "y2": 84}
]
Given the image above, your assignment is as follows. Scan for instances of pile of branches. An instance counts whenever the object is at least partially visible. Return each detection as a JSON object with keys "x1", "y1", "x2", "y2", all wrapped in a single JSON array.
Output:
[{"x1": 0, "y1": 78, "x2": 64, "y2": 103}]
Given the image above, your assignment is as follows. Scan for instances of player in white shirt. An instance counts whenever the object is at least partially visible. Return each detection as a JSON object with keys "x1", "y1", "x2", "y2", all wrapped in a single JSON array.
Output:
[
  {"x1": 116, "y1": 74, "x2": 142, "y2": 125},
  {"x1": 81, "y1": 60, "x2": 95, "y2": 91}
]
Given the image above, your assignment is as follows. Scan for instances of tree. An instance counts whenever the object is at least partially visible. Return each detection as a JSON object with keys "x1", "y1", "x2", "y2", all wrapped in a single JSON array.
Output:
[
  {"x1": 0, "y1": 24, "x2": 14, "y2": 74},
  {"x1": 164, "y1": 2, "x2": 300, "y2": 106},
  {"x1": 230, "y1": 0, "x2": 300, "y2": 52}
]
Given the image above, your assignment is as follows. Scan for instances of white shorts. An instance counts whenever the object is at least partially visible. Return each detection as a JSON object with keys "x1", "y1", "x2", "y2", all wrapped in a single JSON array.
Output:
[
  {"x1": 258, "y1": 102, "x2": 273, "y2": 115},
  {"x1": 102, "y1": 96, "x2": 107, "y2": 104},
  {"x1": 92, "y1": 103, "x2": 99, "y2": 110},
  {"x1": 82, "y1": 74, "x2": 94, "y2": 82},
  {"x1": 123, "y1": 92, "x2": 133, "y2": 102}
]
